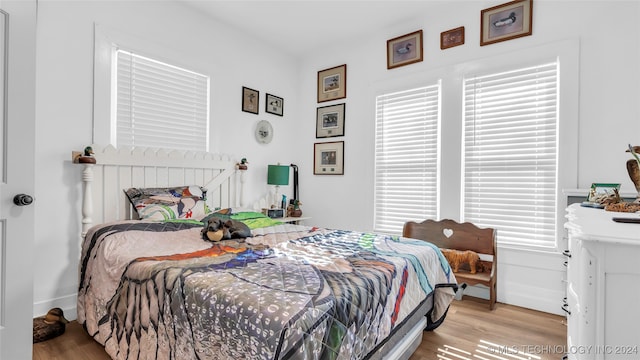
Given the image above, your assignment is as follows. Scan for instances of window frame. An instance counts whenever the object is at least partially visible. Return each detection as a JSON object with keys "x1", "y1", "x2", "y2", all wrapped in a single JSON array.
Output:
[
  {"x1": 93, "y1": 24, "x2": 211, "y2": 152},
  {"x1": 458, "y1": 40, "x2": 579, "y2": 251},
  {"x1": 114, "y1": 49, "x2": 209, "y2": 151},
  {"x1": 461, "y1": 61, "x2": 560, "y2": 250},
  {"x1": 373, "y1": 82, "x2": 442, "y2": 234},
  {"x1": 372, "y1": 39, "x2": 578, "y2": 252}
]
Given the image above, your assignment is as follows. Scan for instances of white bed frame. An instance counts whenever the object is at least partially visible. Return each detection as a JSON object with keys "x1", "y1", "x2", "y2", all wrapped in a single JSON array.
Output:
[
  {"x1": 75, "y1": 144, "x2": 246, "y2": 237},
  {"x1": 75, "y1": 144, "x2": 425, "y2": 360}
]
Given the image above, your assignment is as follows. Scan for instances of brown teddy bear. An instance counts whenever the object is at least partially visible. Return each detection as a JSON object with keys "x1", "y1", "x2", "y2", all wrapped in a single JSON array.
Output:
[{"x1": 440, "y1": 248, "x2": 484, "y2": 274}]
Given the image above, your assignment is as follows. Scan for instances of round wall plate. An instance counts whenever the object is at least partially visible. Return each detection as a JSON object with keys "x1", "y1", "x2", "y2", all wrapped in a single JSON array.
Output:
[{"x1": 255, "y1": 120, "x2": 273, "y2": 144}]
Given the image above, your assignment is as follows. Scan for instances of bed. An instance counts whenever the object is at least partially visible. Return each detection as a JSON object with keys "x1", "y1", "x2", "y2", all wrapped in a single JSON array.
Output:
[{"x1": 75, "y1": 145, "x2": 456, "y2": 360}]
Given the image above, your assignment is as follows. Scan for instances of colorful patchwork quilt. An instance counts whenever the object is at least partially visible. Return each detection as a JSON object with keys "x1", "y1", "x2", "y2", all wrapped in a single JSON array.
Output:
[{"x1": 77, "y1": 218, "x2": 455, "y2": 360}]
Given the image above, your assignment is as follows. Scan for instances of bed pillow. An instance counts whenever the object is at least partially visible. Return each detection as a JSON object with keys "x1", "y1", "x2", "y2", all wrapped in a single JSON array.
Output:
[{"x1": 124, "y1": 185, "x2": 210, "y2": 220}]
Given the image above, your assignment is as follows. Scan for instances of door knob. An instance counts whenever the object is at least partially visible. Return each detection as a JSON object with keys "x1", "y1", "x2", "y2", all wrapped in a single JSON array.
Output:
[{"x1": 13, "y1": 194, "x2": 33, "y2": 206}]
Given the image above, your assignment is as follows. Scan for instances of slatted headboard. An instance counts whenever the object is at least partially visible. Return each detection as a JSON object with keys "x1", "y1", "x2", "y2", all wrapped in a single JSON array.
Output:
[{"x1": 75, "y1": 145, "x2": 245, "y2": 237}]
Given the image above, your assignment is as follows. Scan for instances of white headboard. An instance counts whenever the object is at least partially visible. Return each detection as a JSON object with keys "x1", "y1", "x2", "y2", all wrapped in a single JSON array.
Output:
[{"x1": 75, "y1": 145, "x2": 245, "y2": 237}]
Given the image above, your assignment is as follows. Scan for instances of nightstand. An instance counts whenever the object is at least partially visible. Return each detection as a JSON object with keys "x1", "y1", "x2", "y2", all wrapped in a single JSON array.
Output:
[{"x1": 274, "y1": 216, "x2": 311, "y2": 225}]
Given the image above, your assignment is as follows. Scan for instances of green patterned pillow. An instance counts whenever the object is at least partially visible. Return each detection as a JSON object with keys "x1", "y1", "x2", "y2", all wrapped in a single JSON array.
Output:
[{"x1": 124, "y1": 185, "x2": 210, "y2": 220}]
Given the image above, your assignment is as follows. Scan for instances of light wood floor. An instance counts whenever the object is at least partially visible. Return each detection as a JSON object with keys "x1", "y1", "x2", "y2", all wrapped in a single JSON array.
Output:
[{"x1": 33, "y1": 297, "x2": 566, "y2": 360}]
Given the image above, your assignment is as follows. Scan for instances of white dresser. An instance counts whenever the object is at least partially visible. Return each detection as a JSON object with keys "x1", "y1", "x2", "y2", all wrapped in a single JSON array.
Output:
[{"x1": 564, "y1": 204, "x2": 640, "y2": 360}]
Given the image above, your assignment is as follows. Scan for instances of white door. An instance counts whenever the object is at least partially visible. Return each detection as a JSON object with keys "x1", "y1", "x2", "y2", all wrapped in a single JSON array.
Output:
[{"x1": 0, "y1": 0, "x2": 36, "y2": 359}]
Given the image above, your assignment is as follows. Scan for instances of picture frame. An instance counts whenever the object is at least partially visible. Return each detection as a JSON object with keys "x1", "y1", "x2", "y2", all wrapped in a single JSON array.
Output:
[
  {"x1": 314, "y1": 141, "x2": 344, "y2": 175},
  {"x1": 481, "y1": 0, "x2": 533, "y2": 46},
  {"x1": 242, "y1": 86, "x2": 259, "y2": 114},
  {"x1": 441, "y1": 26, "x2": 465, "y2": 50},
  {"x1": 316, "y1": 103, "x2": 345, "y2": 138},
  {"x1": 587, "y1": 183, "x2": 620, "y2": 203},
  {"x1": 317, "y1": 64, "x2": 347, "y2": 103},
  {"x1": 265, "y1": 93, "x2": 284, "y2": 116},
  {"x1": 386, "y1": 30, "x2": 423, "y2": 69}
]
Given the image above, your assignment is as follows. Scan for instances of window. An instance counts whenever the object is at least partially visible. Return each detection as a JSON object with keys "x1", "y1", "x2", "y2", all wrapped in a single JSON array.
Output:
[
  {"x1": 462, "y1": 62, "x2": 559, "y2": 249},
  {"x1": 374, "y1": 85, "x2": 440, "y2": 234},
  {"x1": 115, "y1": 49, "x2": 209, "y2": 151}
]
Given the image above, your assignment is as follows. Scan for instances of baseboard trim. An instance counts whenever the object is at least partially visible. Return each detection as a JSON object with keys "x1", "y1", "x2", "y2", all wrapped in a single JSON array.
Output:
[{"x1": 33, "y1": 293, "x2": 77, "y2": 320}]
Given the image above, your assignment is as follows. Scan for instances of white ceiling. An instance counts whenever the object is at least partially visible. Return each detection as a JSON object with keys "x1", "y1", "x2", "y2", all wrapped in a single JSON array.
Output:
[{"x1": 178, "y1": 1, "x2": 451, "y2": 58}]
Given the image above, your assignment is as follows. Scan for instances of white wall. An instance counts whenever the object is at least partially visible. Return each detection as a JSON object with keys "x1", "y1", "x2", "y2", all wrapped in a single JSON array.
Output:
[
  {"x1": 33, "y1": 1, "x2": 640, "y2": 317},
  {"x1": 33, "y1": 0, "x2": 301, "y2": 317},
  {"x1": 295, "y1": 1, "x2": 640, "y2": 314}
]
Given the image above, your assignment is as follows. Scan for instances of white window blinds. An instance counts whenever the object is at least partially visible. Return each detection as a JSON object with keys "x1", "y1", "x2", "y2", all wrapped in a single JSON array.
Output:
[
  {"x1": 462, "y1": 62, "x2": 558, "y2": 249},
  {"x1": 116, "y1": 50, "x2": 209, "y2": 151},
  {"x1": 375, "y1": 85, "x2": 440, "y2": 234}
]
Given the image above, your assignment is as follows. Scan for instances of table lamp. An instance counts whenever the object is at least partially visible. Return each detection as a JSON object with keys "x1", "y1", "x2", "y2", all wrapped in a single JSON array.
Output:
[{"x1": 267, "y1": 164, "x2": 289, "y2": 208}]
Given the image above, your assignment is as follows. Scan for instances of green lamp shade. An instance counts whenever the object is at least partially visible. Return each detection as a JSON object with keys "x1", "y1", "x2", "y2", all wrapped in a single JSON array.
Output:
[{"x1": 267, "y1": 165, "x2": 289, "y2": 186}]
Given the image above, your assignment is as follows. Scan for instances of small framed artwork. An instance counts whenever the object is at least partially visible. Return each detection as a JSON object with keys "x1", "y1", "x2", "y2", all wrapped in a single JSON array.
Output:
[
  {"x1": 387, "y1": 30, "x2": 423, "y2": 69},
  {"x1": 242, "y1": 86, "x2": 259, "y2": 114},
  {"x1": 441, "y1": 26, "x2": 465, "y2": 50},
  {"x1": 265, "y1": 93, "x2": 284, "y2": 116},
  {"x1": 314, "y1": 141, "x2": 344, "y2": 175},
  {"x1": 317, "y1": 64, "x2": 347, "y2": 103},
  {"x1": 481, "y1": 0, "x2": 533, "y2": 46},
  {"x1": 587, "y1": 183, "x2": 620, "y2": 203},
  {"x1": 316, "y1": 103, "x2": 345, "y2": 138}
]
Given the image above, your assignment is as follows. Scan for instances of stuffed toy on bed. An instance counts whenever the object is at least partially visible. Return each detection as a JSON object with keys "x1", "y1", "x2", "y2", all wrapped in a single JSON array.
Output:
[{"x1": 202, "y1": 217, "x2": 252, "y2": 242}]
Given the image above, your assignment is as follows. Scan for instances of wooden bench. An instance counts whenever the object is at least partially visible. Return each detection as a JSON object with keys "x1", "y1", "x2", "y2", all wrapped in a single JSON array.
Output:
[{"x1": 403, "y1": 219, "x2": 497, "y2": 310}]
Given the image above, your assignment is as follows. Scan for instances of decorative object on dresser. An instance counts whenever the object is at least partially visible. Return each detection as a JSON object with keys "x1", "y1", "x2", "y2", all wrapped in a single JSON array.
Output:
[
  {"x1": 403, "y1": 219, "x2": 498, "y2": 310},
  {"x1": 480, "y1": 0, "x2": 533, "y2": 46},
  {"x1": 586, "y1": 182, "x2": 621, "y2": 205},
  {"x1": 604, "y1": 202, "x2": 640, "y2": 213},
  {"x1": 626, "y1": 144, "x2": 640, "y2": 202},
  {"x1": 317, "y1": 64, "x2": 346, "y2": 103}
]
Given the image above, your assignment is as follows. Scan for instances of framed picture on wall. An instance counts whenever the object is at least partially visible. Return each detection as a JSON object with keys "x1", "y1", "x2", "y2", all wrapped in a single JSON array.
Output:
[
  {"x1": 480, "y1": 0, "x2": 533, "y2": 46},
  {"x1": 387, "y1": 30, "x2": 423, "y2": 69},
  {"x1": 242, "y1": 86, "x2": 259, "y2": 114},
  {"x1": 265, "y1": 93, "x2": 284, "y2": 116},
  {"x1": 316, "y1": 103, "x2": 345, "y2": 138},
  {"x1": 441, "y1": 26, "x2": 465, "y2": 49},
  {"x1": 317, "y1": 64, "x2": 347, "y2": 103},
  {"x1": 314, "y1": 141, "x2": 344, "y2": 175}
]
